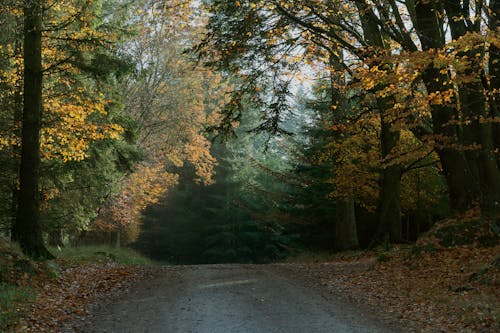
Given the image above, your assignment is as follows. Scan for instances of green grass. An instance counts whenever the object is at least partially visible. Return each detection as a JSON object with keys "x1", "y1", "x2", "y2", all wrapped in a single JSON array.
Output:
[
  {"x1": 0, "y1": 283, "x2": 34, "y2": 332},
  {"x1": 51, "y1": 245, "x2": 153, "y2": 265}
]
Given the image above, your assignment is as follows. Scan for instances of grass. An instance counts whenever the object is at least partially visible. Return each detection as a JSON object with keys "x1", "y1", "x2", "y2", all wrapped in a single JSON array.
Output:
[
  {"x1": 0, "y1": 283, "x2": 34, "y2": 332},
  {"x1": 0, "y1": 243, "x2": 151, "y2": 331},
  {"x1": 51, "y1": 245, "x2": 153, "y2": 265}
]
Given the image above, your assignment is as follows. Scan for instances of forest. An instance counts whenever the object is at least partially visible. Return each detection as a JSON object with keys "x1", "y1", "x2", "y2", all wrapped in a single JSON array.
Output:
[
  {"x1": 1, "y1": 0, "x2": 498, "y2": 262},
  {"x1": 0, "y1": 0, "x2": 499, "y2": 331}
]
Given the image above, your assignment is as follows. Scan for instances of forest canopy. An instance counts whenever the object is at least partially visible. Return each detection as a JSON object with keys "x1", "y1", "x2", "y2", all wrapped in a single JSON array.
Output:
[{"x1": 0, "y1": 0, "x2": 498, "y2": 261}]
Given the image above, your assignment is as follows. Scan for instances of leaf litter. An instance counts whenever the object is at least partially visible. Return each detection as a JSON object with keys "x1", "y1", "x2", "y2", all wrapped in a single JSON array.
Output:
[{"x1": 6, "y1": 244, "x2": 500, "y2": 332}]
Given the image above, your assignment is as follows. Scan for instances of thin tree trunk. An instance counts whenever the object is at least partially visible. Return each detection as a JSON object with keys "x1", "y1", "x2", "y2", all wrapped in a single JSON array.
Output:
[
  {"x1": 13, "y1": 0, "x2": 53, "y2": 259},
  {"x1": 489, "y1": 0, "x2": 500, "y2": 167},
  {"x1": 328, "y1": 39, "x2": 359, "y2": 250},
  {"x1": 115, "y1": 228, "x2": 121, "y2": 248},
  {"x1": 48, "y1": 227, "x2": 64, "y2": 248},
  {"x1": 335, "y1": 195, "x2": 359, "y2": 250},
  {"x1": 9, "y1": 17, "x2": 23, "y2": 241},
  {"x1": 377, "y1": 117, "x2": 403, "y2": 242}
]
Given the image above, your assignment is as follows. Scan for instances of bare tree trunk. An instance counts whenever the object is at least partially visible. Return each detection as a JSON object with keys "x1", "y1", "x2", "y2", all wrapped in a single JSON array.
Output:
[
  {"x1": 413, "y1": 0, "x2": 480, "y2": 213},
  {"x1": 335, "y1": 195, "x2": 359, "y2": 250},
  {"x1": 9, "y1": 16, "x2": 23, "y2": 242},
  {"x1": 355, "y1": 0, "x2": 403, "y2": 242},
  {"x1": 328, "y1": 38, "x2": 359, "y2": 250},
  {"x1": 489, "y1": 0, "x2": 500, "y2": 167},
  {"x1": 48, "y1": 228, "x2": 64, "y2": 248},
  {"x1": 12, "y1": 0, "x2": 53, "y2": 260},
  {"x1": 115, "y1": 228, "x2": 121, "y2": 248},
  {"x1": 377, "y1": 118, "x2": 403, "y2": 242}
]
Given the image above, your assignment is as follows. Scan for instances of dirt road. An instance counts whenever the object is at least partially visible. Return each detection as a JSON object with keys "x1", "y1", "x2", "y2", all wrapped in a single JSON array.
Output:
[{"x1": 79, "y1": 264, "x2": 399, "y2": 333}]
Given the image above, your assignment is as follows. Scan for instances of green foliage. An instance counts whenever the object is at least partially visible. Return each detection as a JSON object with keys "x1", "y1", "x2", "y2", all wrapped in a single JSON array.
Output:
[
  {"x1": 2, "y1": 0, "x2": 491, "y2": 263},
  {"x1": 0, "y1": 0, "x2": 141, "y2": 250},
  {"x1": 0, "y1": 240, "x2": 35, "y2": 330},
  {"x1": 136, "y1": 134, "x2": 295, "y2": 264},
  {"x1": 41, "y1": 138, "x2": 141, "y2": 240}
]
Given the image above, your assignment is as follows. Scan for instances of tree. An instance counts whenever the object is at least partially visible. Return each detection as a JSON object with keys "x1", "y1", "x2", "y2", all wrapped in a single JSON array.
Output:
[
  {"x1": 199, "y1": 0, "x2": 500, "y2": 245},
  {"x1": 88, "y1": 0, "x2": 229, "y2": 244},
  {"x1": 3, "y1": 0, "x2": 136, "y2": 254},
  {"x1": 13, "y1": 0, "x2": 53, "y2": 259},
  {"x1": 136, "y1": 137, "x2": 292, "y2": 264}
]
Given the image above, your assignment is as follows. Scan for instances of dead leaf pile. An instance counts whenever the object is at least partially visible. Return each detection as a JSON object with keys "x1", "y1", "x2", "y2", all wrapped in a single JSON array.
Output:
[
  {"x1": 5, "y1": 244, "x2": 499, "y2": 332},
  {"x1": 279, "y1": 245, "x2": 499, "y2": 332},
  {"x1": 11, "y1": 261, "x2": 153, "y2": 333}
]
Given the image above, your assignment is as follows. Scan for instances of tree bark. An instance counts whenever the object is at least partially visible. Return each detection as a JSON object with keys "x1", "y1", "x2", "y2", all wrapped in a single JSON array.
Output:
[
  {"x1": 420, "y1": 65, "x2": 479, "y2": 211},
  {"x1": 413, "y1": 0, "x2": 480, "y2": 212},
  {"x1": 489, "y1": 0, "x2": 500, "y2": 167},
  {"x1": 12, "y1": 0, "x2": 53, "y2": 260},
  {"x1": 442, "y1": 0, "x2": 500, "y2": 218},
  {"x1": 335, "y1": 195, "x2": 359, "y2": 250},
  {"x1": 8, "y1": 16, "x2": 23, "y2": 241},
  {"x1": 355, "y1": 0, "x2": 403, "y2": 242},
  {"x1": 328, "y1": 38, "x2": 359, "y2": 250},
  {"x1": 115, "y1": 227, "x2": 121, "y2": 248},
  {"x1": 377, "y1": 117, "x2": 403, "y2": 242}
]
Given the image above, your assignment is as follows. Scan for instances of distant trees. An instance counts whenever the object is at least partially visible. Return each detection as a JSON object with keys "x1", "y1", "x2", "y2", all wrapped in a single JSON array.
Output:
[
  {"x1": 0, "y1": 0, "x2": 227, "y2": 258},
  {"x1": 89, "y1": 0, "x2": 229, "y2": 245},
  {"x1": 136, "y1": 124, "x2": 292, "y2": 264},
  {"x1": 197, "y1": 0, "x2": 498, "y2": 248},
  {"x1": 0, "y1": 0, "x2": 497, "y2": 260}
]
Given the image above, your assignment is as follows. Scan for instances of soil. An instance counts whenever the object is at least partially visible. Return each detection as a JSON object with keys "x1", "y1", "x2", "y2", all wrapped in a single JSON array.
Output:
[{"x1": 74, "y1": 263, "x2": 402, "y2": 333}]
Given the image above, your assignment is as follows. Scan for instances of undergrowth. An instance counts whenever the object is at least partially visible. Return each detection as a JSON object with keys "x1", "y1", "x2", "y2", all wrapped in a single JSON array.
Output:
[
  {"x1": 0, "y1": 283, "x2": 34, "y2": 332},
  {"x1": 283, "y1": 249, "x2": 369, "y2": 263},
  {"x1": 51, "y1": 245, "x2": 153, "y2": 265}
]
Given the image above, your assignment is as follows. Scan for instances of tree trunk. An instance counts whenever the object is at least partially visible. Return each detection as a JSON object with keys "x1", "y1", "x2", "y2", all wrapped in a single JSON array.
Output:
[
  {"x1": 355, "y1": 0, "x2": 403, "y2": 242},
  {"x1": 420, "y1": 65, "x2": 479, "y2": 211},
  {"x1": 12, "y1": 0, "x2": 53, "y2": 260},
  {"x1": 490, "y1": 0, "x2": 500, "y2": 166},
  {"x1": 442, "y1": 0, "x2": 500, "y2": 218},
  {"x1": 9, "y1": 17, "x2": 23, "y2": 242},
  {"x1": 328, "y1": 39, "x2": 360, "y2": 250},
  {"x1": 413, "y1": 0, "x2": 480, "y2": 212},
  {"x1": 377, "y1": 118, "x2": 403, "y2": 242},
  {"x1": 115, "y1": 228, "x2": 121, "y2": 248},
  {"x1": 335, "y1": 195, "x2": 359, "y2": 250},
  {"x1": 457, "y1": 81, "x2": 500, "y2": 218},
  {"x1": 48, "y1": 228, "x2": 64, "y2": 248}
]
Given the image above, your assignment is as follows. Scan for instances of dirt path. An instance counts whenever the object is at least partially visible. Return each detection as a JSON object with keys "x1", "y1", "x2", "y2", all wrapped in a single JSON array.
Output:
[{"x1": 77, "y1": 264, "x2": 400, "y2": 333}]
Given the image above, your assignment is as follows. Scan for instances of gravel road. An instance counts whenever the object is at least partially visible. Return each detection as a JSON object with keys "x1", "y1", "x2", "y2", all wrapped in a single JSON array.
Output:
[{"x1": 80, "y1": 264, "x2": 400, "y2": 333}]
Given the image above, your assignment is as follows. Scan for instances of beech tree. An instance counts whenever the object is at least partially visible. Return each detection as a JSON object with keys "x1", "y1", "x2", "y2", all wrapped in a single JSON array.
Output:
[
  {"x1": 198, "y1": 0, "x2": 500, "y2": 246},
  {"x1": 88, "y1": 0, "x2": 230, "y2": 244}
]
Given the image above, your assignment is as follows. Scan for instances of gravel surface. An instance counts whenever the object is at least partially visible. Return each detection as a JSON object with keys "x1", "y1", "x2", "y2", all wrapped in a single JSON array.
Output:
[{"x1": 78, "y1": 264, "x2": 401, "y2": 333}]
